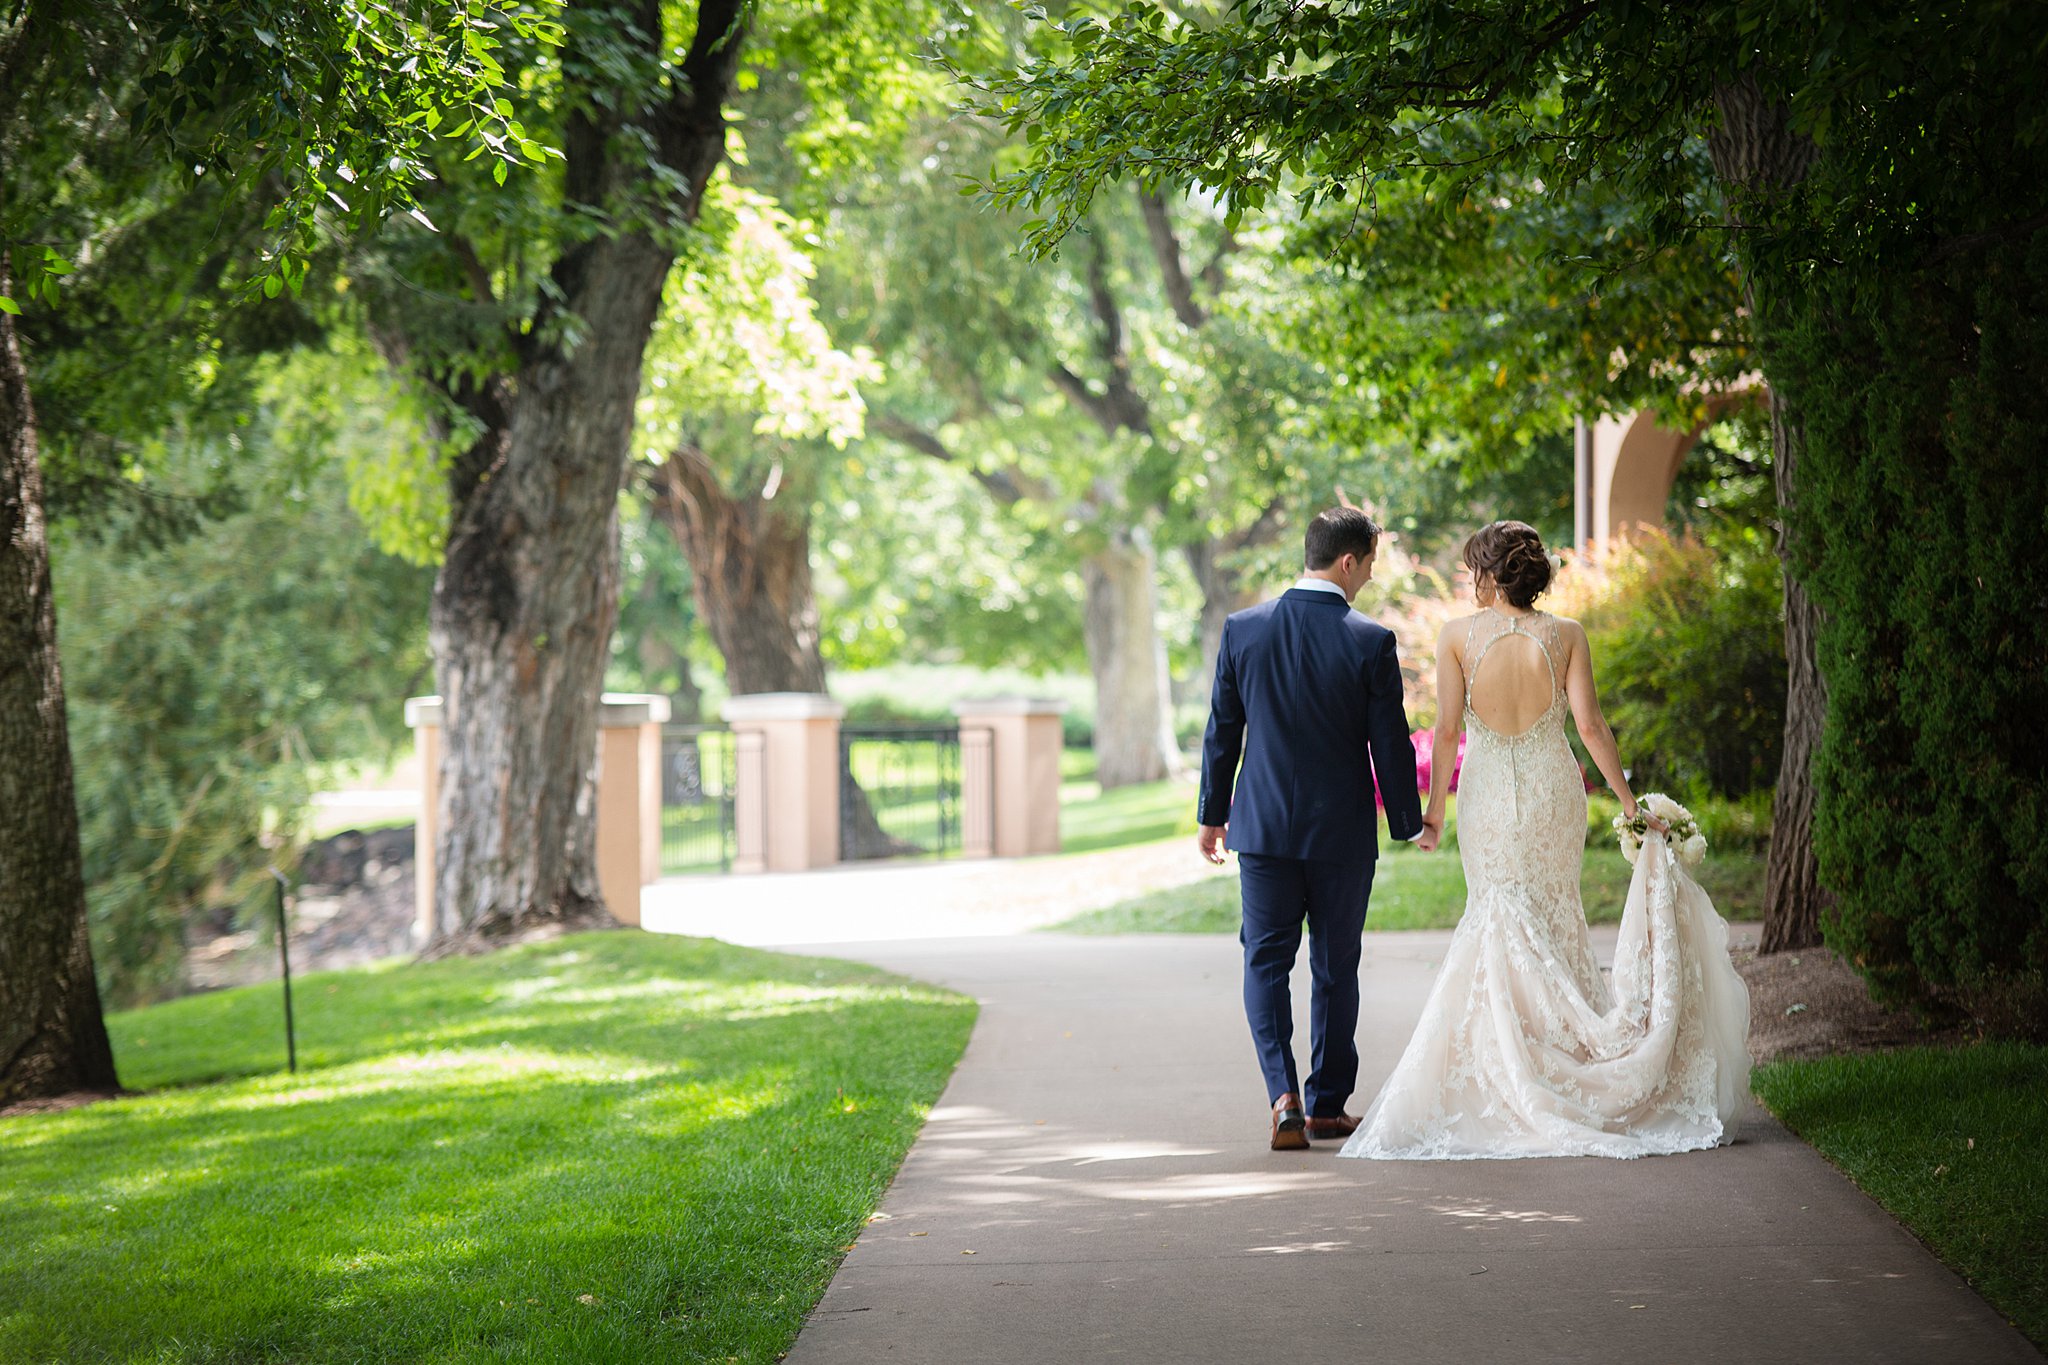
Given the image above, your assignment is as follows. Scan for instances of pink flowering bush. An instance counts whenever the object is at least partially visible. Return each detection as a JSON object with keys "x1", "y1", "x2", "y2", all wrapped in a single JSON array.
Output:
[{"x1": 1376, "y1": 728, "x2": 1465, "y2": 808}]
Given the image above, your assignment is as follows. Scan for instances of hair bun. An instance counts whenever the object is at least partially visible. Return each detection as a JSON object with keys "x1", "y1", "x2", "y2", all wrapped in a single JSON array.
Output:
[{"x1": 1462, "y1": 520, "x2": 1554, "y2": 608}]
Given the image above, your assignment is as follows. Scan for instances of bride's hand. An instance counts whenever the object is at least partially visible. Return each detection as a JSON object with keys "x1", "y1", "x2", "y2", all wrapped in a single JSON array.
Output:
[
  {"x1": 1416, "y1": 809, "x2": 1444, "y2": 852},
  {"x1": 1629, "y1": 804, "x2": 1670, "y2": 836}
]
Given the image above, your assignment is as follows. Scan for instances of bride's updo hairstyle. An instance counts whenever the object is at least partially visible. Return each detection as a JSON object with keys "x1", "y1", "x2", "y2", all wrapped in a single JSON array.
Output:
[{"x1": 1463, "y1": 520, "x2": 1553, "y2": 608}]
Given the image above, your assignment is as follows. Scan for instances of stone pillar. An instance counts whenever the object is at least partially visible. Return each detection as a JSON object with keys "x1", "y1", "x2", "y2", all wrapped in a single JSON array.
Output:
[
  {"x1": 954, "y1": 698, "x2": 1066, "y2": 858},
  {"x1": 592, "y1": 694, "x2": 671, "y2": 926},
  {"x1": 405, "y1": 693, "x2": 670, "y2": 938},
  {"x1": 723, "y1": 692, "x2": 844, "y2": 873},
  {"x1": 960, "y1": 725, "x2": 996, "y2": 859}
]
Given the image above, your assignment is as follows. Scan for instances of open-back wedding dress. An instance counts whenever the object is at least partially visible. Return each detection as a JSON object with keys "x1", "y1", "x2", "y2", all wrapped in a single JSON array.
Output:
[{"x1": 1340, "y1": 609, "x2": 1752, "y2": 1160}]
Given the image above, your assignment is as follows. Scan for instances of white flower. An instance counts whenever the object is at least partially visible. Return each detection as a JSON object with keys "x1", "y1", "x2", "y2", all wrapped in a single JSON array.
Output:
[
  {"x1": 1680, "y1": 833, "x2": 1708, "y2": 867},
  {"x1": 1620, "y1": 838, "x2": 1641, "y2": 866},
  {"x1": 1645, "y1": 792, "x2": 1686, "y2": 824}
]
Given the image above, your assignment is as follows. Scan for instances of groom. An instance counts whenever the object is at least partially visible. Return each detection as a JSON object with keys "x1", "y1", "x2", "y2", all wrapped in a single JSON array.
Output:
[{"x1": 1198, "y1": 506, "x2": 1428, "y2": 1150}]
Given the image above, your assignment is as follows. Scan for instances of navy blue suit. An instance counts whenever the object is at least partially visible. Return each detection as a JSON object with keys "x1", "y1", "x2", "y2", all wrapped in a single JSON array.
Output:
[{"x1": 1199, "y1": 586, "x2": 1423, "y2": 1117}]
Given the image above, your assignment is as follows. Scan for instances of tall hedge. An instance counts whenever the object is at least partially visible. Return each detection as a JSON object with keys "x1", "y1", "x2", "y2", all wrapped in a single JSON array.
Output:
[{"x1": 1782, "y1": 234, "x2": 2048, "y2": 1023}]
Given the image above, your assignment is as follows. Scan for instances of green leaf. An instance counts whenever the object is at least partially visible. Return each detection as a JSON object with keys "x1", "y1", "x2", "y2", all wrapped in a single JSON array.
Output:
[
  {"x1": 492, "y1": 160, "x2": 508, "y2": 185},
  {"x1": 0, "y1": 296, "x2": 19, "y2": 315}
]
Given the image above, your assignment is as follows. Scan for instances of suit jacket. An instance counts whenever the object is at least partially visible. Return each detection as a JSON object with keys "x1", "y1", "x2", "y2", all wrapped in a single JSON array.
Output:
[{"x1": 1198, "y1": 587, "x2": 1424, "y2": 862}]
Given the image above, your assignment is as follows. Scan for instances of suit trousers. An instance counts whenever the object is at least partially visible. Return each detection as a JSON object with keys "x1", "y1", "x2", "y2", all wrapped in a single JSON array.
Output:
[{"x1": 1237, "y1": 851, "x2": 1377, "y2": 1117}]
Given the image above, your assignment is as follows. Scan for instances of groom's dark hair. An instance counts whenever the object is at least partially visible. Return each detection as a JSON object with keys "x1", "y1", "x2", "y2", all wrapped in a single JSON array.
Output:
[{"x1": 1304, "y1": 506, "x2": 1381, "y2": 569}]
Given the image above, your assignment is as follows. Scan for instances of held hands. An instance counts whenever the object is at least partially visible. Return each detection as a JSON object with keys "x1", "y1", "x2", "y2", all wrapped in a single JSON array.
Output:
[
  {"x1": 1416, "y1": 808, "x2": 1445, "y2": 853},
  {"x1": 1198, "y1": 824, "x2": 1229, "y2": 865}
]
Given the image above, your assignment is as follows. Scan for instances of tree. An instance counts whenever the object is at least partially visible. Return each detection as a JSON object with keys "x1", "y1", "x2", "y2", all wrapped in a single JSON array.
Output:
[
  {"x1": 835, "y1": 105, "x2": 1324, "y2": 785},
  {"x1": 346, "y1": 1, "x2": 961, "y2": 948},
  {"x1": 0, "y1": 0, "x2": 533, "y2": 1105},
  {"x1": 341, "y1": 1, "x2": 747, "y2": 954},
  {"x1": 630, "y1": 181, "x2": 924, "y2": 855},
  {"x1": 974, "y1": 0, "x2": 1910, "y2": 951}
]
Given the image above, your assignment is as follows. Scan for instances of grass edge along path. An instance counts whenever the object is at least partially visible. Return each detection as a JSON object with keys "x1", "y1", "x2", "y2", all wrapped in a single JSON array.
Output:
[
  {"x1": 0, "y1": 932, "x2": 975, "y2": 1365},
  {"x1": 1049, "y1": 839, "x2": 1767, "y2": 934},
  {"x1": 1752, "y1": 1043, "x2": 2048, "y2": 1351}
]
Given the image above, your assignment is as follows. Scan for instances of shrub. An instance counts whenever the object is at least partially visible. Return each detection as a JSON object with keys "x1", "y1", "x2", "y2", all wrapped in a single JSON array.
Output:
[
  {"x1": 1548, "y1": 530, "x2": 1786, "y2": 802},
  {"x1": 58, "y1": 447, "x2": 430, "y2": 1005},
  {"x1": 1779, "y1": 232, "x2": 2048, "y2": 1018}
]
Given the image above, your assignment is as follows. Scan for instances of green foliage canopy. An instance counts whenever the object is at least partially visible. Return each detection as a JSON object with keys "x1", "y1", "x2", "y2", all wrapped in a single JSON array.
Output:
[{"x1": 56, "y1": 347, "x2": 436, "y2": 1004}]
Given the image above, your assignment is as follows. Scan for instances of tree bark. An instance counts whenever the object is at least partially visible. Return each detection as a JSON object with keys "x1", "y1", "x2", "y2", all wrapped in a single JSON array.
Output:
[
  {"x1": 1182, "y1": 537, "x2": 1259, "y2": 704},
  {"x1": 1708, "y1": 72, "x2": 1829, "y2": 952},
  {"x1": 653, "y1": 447, "x2": 828, "y2": 696},
  {"x1": 1083, "y1": 527, "x2": 1182, "y2": 788},
  {"x1": 1758, "y1": 391, "x2": 1831, "y2": 951},
  {"x1": 650, "y1": 447, "x2": 914, "y2": 857},
  {"x1": 0, "y1": 253, "x2": 120, "y2": 1104},
  {"x1": 421, "y1": 0, "x2": 748, "y2": 954}
]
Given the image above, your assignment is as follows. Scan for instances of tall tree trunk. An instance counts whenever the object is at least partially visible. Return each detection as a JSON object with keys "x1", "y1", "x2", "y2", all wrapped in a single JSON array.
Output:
[
  {"x1": 422, "y1": 0, "x2": 746, "y2": 953},
  {"x1": 1758, "y1": 392, "x2": 1831, "y2": 951},
  {"x1": 653, "y1": 448, "x2": 827, "y2": 695},
  {"x1": 1709, "y1": 72, "x2": 1828, "y2": 952},
  {"x1": 1181, "y1": 502, "x2": 1284, "y2": 703},
  {"x1": 0, "y1": 256, "x2": 120, "y2": 1104},
  {"x1": 650, "y1": 448, "x2": 913, "y2": 857},
  {"x1": 1181, "y1": 536, "x2": 1261, "y2": 704},
  {"x1": 1084, "y1": 526, "x2": 1181, "y2": 788}
]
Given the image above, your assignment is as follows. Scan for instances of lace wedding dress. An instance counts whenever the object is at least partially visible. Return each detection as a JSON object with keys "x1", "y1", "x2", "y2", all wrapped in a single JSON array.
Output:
[{"x1": 1340, "y1": 610, "x2": 1752, "y2": 1160}]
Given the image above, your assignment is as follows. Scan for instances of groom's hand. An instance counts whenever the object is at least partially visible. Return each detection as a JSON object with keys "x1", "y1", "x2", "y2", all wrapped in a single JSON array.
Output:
[{"x1": 1198, "y1": 824, "x2": 1229, "y2": 864}]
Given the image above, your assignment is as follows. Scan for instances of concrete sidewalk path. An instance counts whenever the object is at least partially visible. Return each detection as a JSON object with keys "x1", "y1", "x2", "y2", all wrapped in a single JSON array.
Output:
[
  {"x1": 782, "y1": 932, "x2": 2036, "y2": 1364},
  {"x1": 641, "y1": 837, "x2": 1227, "y2": 945}
]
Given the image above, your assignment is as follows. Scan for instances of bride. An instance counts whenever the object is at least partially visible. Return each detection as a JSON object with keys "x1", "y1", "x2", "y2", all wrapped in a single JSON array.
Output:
[{"x1": 1341, "y1": 520, "x2": 1751, "y2": 1161}]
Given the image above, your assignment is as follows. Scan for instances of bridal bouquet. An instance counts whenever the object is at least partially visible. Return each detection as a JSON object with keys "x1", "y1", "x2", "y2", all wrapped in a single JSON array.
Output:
[{"x1": 1614, "y1": 792, "x2": 1708, "y2": 868}]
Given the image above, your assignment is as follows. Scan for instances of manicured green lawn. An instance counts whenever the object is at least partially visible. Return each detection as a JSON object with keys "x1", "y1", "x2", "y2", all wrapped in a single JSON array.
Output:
[
  {"x1": 1752, "y1": 1044, "x2": 2048, "y2": 1350},
  {"x1": 1049, "y1": 819, "x2": 1766, "y2": 933},
  {"x1": 0, "y1": 932, "x2": 974, "y2": 1364},
  {"x1": 1058, "y1": 752, "x2": 1200, "y2": 855}
]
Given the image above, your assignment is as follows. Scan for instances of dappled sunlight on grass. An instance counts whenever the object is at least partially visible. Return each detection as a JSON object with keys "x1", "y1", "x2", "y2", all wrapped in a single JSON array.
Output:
[
  {"x1": 0, "y1": 931, "x2": 975, "y2": 1363},
  {"x1": 198, "y1": 1045, "x2": 678, "y2": 1112}
]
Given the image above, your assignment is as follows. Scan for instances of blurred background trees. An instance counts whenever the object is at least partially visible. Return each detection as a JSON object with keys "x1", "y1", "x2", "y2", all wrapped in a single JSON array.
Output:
[{"x1": 22, "y1": 0, "x2": 2035, "y2": 1047}]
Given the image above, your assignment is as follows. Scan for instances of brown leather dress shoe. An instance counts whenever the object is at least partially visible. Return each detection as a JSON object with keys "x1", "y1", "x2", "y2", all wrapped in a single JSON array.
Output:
[
  {"x1": 1270, "y1": 1093, "x2": 1309, "y2": 1150},
  {"x1": 1304, "y1": 1113, "x2": 1362, "y2": 1140}
]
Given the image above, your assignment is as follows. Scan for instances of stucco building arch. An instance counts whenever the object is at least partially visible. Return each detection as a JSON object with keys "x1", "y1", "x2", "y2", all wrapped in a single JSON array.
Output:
[{"x1": 1573, "y1": 388, "x2": 1763, "y2": 547}]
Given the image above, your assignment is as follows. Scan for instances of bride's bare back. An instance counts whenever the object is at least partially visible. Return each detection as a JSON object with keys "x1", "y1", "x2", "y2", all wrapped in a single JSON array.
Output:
[{"x1": 1461, "y1": 611, "x2": 1567, "y2": 736}]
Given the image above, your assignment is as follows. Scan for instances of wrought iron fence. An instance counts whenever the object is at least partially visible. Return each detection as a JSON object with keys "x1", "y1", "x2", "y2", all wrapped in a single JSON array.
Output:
[
  {"x1": 839, "y1": 725, "x2": 962, "y2": 861},
  {"x1": 660, "y1": 724, "x2": 736, "y2": 875}
]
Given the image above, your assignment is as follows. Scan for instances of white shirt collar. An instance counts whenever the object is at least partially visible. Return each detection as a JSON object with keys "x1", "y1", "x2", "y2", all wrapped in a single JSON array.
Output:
[{"x1": 1291, "y1": 576, "x2": 1350, "y2": 599}]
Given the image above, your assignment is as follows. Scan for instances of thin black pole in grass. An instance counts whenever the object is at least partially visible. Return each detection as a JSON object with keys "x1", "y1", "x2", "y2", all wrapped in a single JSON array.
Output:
[{"x1": 268, "y1": 867, "x2": 297, "y2": 1074}]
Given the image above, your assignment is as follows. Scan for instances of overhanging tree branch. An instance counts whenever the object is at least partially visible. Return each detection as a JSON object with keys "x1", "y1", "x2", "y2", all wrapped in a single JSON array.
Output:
[
  {"x1": 1138, "y1": 187, "x2": 1206, "y2": 329},
  {"x1": 870, "y1": 410, "x2": 1048, "y2": 506}
]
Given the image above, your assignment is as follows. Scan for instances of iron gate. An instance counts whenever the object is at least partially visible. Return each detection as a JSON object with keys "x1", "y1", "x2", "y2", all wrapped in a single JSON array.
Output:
[
  {"x1": 660, "y1": 723, "x2": 736, "y2": 874},
  {"x1": 838, "y1": 725, "x2": 962, "y2": 861}
]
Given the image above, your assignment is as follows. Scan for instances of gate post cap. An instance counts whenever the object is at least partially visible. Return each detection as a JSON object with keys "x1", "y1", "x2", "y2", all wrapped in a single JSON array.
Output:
[
  {"x1": 599, "y1": 693, "x2": 672, "y2": 726},
  {"x1": 407, "y1": 694, "x2": 671, "y2": 728},
  {"x1": 953, "y1": 697, "x2": 1067, "y2": 718},
  {"x1": 722, "y1": 692, "x2": 846, "y2": 721}
]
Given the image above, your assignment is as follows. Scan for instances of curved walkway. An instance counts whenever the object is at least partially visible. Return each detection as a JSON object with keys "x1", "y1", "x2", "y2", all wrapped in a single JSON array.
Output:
[
  {"x1": 769, "y1": 930, "x2": 2035, "y2": 1364},
  {"x1": 640, "y1": 839, "x2": 1229, "y2": 944}
]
